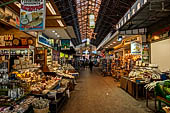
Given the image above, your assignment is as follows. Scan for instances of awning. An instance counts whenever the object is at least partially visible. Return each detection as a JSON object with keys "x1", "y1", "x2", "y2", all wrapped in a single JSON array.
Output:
[{"x1": 117, "y1": 0, "x2": 170, "y2": 31}]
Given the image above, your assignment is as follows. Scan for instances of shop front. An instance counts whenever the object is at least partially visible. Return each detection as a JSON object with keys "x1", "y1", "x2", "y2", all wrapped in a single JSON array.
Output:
[{"x1": 0, "y1": 1, "x2": 79, "y2": 113}]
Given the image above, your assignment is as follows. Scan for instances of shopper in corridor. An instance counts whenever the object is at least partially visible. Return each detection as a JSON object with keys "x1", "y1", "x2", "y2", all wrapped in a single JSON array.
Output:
[{"x1": 89, "y1": 60, "x2": 94, "y2": 72}]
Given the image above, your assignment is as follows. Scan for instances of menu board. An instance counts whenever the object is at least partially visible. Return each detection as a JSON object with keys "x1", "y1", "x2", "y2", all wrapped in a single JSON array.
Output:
[
  {"x1": 61, "y1": 39, "x2": 70, "y2": 50},
  {"x1": 20, "y1": 0, "x2": 46, "y2": 31}
]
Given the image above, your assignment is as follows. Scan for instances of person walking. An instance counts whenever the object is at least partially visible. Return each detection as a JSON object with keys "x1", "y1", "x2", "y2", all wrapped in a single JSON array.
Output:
[{"x1": 89, "y1": 61, "x2": 93, "y2": 72}]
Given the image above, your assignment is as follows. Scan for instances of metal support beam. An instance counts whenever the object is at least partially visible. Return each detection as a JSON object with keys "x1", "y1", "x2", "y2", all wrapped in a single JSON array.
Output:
[
  {"x1": 95, "y1": 0, "x2": 111, "y2": 33},
  {"x1": 0, "y1": 0, "x2": 18, "y2": 7},
  {"x1": 68, "y1": 0, "x2": 81, "y2": 43}
]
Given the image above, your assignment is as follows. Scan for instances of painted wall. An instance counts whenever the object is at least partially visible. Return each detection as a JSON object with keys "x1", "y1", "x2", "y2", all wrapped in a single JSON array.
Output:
[{"x1": 151, "y1": 39, "x2": 170, "y2": 71}]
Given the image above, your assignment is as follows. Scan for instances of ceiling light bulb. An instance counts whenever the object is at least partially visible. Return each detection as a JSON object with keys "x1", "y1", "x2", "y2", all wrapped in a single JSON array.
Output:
[
  {"x1": 113, "y1": 42, "x2": 116, "y2": 43},
  {"x1": 55, "y1": 33, "x2": 58, "y2": 35},
  {"x1": 52, "y1": 30, "x2": 55, "y2": 33},
  {"x1": 57, "y1": 35, "x2": 60, "y2": 37}
]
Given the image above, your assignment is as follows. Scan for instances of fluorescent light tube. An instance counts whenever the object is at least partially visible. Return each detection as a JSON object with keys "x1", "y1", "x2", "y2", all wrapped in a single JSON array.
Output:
[
  {"x1": 14, "y1": 1, "x2": 21, "y2": 8},
  {"x1": 46, "y1": 2, "x2": 56, "y2": 15},
  {"x1": 57, "y1": 20, "x2": 64, "y2": 27}
]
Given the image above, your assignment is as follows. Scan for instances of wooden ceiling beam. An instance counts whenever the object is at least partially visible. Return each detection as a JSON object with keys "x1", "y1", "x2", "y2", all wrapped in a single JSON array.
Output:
[{"x1": 46, "y1": 15, "x2": 62, "y2": 20}]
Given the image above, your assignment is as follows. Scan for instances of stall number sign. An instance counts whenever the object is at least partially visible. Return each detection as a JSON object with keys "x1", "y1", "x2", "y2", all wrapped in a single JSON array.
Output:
[{"x1": 20, "y1": 0, "x2": 46, "y2": 31}]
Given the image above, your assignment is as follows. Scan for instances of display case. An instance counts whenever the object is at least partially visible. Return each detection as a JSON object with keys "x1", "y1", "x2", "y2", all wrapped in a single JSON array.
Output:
[{"x1": 0, "y1": 46, "x2": 34, "y2": 72}]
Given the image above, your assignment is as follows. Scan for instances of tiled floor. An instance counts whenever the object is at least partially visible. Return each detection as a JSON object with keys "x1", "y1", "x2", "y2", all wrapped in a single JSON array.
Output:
[{"x1": 61, "y1": 68, "x2": 153, "y2": 113}]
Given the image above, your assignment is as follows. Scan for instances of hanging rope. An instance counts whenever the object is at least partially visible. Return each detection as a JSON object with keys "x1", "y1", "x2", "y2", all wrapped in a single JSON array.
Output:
[{"x1": 0, "y1": 0, "x2": 19, "y2": 7}]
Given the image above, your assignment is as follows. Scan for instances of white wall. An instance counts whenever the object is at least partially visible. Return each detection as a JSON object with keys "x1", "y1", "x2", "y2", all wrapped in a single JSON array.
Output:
[{"x1": 151, "y1": 39, "x2": 170, "y2": 71}]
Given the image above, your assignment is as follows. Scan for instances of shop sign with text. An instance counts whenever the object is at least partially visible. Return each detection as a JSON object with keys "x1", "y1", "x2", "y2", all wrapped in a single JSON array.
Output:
[
  {"x1": 38, "y1": 35, "x2": 51, "y2": 47},
  {"x1": 20, "y1": 0, "x2": 46, "y2": 31},
  {"x1": 131, "y1": 42, "x2": 142, "y2": 55},
  {"x1": 0, "y1": 35, "x2": 34, "y2": 47},
  {"x1": 60, "y1": 39, "x2": 70, "y2": 50}
]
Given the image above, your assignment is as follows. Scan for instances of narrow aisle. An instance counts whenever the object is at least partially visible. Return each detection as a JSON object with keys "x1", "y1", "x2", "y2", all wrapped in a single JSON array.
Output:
[{"x1": 61, "y1": 68, "x2": 152, "y2": 113}]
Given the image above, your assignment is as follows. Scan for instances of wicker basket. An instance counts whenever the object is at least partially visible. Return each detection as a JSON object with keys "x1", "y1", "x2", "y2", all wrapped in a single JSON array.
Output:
[{"x1": 33, "y1": 107, "x2": 49, "y2": 113}]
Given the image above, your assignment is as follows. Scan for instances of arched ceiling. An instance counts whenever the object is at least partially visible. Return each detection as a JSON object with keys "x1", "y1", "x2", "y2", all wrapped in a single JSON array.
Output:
[{"x1": 54, "y1": 0, "x2": 136, "y2": 47}]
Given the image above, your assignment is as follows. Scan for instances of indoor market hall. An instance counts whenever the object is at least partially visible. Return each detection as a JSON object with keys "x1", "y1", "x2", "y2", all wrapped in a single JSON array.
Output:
[{"x1": 1, "y1": 0, "x2": 170, "y2": 113}]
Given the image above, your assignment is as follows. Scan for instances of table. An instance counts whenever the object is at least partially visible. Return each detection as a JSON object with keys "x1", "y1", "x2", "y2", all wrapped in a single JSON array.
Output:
[{"x1": 120, "y1": 77, "x2": 146, "y2": 99}]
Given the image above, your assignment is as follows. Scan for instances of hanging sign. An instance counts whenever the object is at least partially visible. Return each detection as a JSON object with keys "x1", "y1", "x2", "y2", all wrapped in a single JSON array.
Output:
[
  {"x1": 61, "y1": 39, "x2": 70, "y2": 50},
  {"x1": 131, "y1": 42, "x2": 142, "y2": 55},
  {"x1": 89, "y1": 14, "x2": 95, "y2": 29},
  {"x1": 38, "y1": 35, "x2": 52, "y2": 47},
  {"x1": 20, "y1": 0, "x2": 46, "y2": 31}
]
